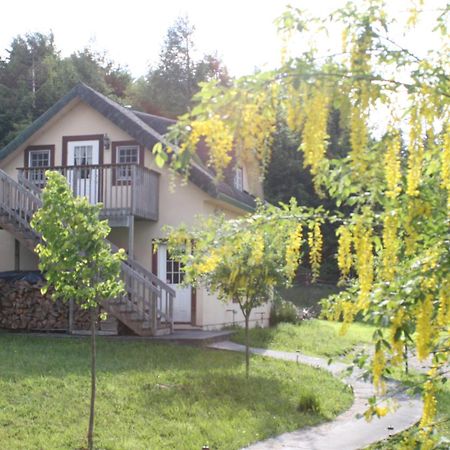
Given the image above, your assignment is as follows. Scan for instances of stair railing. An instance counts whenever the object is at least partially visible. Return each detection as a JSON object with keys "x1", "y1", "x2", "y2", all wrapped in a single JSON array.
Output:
[{"x1": 2, "y1": 167, "x2": 174, "y2": 334}]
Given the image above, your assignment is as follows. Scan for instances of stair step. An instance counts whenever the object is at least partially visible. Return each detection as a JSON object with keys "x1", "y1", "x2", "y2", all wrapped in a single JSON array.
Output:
[
  {"x1": 128, "y1": 312, "x2": 145, "y2": 321},
  {"x1": 118, "y1": 303, "x2": 134, "y2": 312}
]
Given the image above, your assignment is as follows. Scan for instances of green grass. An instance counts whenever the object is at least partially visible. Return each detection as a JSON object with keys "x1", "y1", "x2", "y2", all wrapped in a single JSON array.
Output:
[
  {"x1": 231, "y1": 319, "x2": 376, "y2": 357},
  {"x1": 0, "y1": 333, "x2": 353, "y2": 450}
]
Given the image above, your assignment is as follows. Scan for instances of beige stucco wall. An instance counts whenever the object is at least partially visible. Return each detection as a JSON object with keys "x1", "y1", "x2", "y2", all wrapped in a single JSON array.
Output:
[
  {"x1": 0, "y1": 231, "x2": 38, "y2": 272},
  {"x1": 0, "y1": 98, "x2": 133, "y2": 272},
  {"x1": 0, "y1": 230, "x2": 15, "y2": 271},
  {"x1": 0, "y1": 98, "x2": 271, "y2": 329}
]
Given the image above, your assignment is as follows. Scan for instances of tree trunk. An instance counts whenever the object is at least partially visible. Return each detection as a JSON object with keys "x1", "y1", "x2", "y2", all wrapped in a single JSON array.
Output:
[
  {"x1": 87, "y1": 308, "x2": 97, "y2": 450},
  {"x1": 404, "y1": 343, "x2": 409, "y2": 375},
  {"x1": 244, "y1": 313, "x2": 250, "y2": 379}
]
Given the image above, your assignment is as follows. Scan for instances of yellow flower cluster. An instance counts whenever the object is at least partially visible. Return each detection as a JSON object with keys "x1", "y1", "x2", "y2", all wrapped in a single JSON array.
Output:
[
  {"x1": 285, "y1": 83, "x2": 307, "y2": 134},
  {"x1": 251, "y1": 233, "x2": 265, "y2": 265},
  {"x1": 406, "y1": 104, "x2": 424, "y2": 196},
  {"x1": 196, "y1": 250, "x2": 221, "y2": 275},
  {"x1": 237, "y1": 92, "x2": 276, "y2": 165},
  {"x1": 381, "y1": 212, "x2": 399, "y2": 281},
  {"x1": 374, "y1": 405, "x2": 389, "y2": 417},
  {"x1": 188, "y1": 116, "x2": 233, "y2": 178},
  {"x1": 442, "y1": 122, "x2": 450, "y2": 213},
  {"x1": 437, "y1": 280, "x2": 450, "y2": 328},
  {"x1": 349, "y1": 30, "x2": 371, "y2": 175},
  {"x1": 390, "y1": 308, "x2": 405, "y2": 365},
  {"x1": 353, "y1": 220, "x2": 373, "y2": 310},
  {"x1": 406, "y1": 0, "x2": 424, "y2": 28},
  {"x1": 308, "y1": 222, "x2": 323, "y2": 282},
  {"x1": 285, "y1": 225, "x2": 303, "y2": 281},
  {"x1": 372, "y1": 348, "x2": 386, "y2": 393},
  {"x1": 340, "y1": 300, "x2": 357, "y2": 334},
  {"x1": 416, "y1": 295, "x2": 434, "y2": 360},
  {"x1": 384, "y1": 127, "x2": 402, "y2": 199},
  {"x1": 350, "y1": 102, "x2": 369, "y2": 174},
  {"x1": 301, "y1": 87, "x2": 330, "y2": 175},
  {"x1": 420, "y1": 374, "x2": 437, "y2": 430},
  {"x1": 404, "y1": 199, "x2": 422, "y2": 255},
  {"x1": 336, "y1": 225, "x2": 353, "y2": 281}
]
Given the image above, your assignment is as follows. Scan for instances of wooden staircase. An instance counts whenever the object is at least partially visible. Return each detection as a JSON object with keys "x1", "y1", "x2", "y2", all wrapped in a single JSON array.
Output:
[{"x1": 0, "y1": 168, "x2": 174, "y2": 336}]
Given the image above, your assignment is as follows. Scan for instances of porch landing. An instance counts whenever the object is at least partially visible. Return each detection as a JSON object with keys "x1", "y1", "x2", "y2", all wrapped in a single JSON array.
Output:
[
  {"x1": 3, "y1": 329, "x2": 235, "y2": 346},
  {"x1": 142, "y1": 329, "x2": 235, "y2": 346}
]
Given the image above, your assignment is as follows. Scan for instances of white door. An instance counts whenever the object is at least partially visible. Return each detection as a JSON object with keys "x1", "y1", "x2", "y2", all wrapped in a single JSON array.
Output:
[
  {"x1": 157, "y1": 244, "x2": 192, "y2": 323},
  {"x1": 66, "y1": 140, "x2": 100, "y2": 204}
]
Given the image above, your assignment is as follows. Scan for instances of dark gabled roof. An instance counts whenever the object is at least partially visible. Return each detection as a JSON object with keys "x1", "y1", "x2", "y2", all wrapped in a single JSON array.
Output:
[
  {"x1": 132, "y1": 110, "x2": 176, "y2": 133},
  {"x1": 0, "y1": 83, "x2": 256, "y2": 212}
]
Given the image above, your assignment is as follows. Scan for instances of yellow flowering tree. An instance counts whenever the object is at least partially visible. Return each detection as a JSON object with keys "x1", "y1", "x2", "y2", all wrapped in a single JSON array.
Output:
[
  {"x1": 164, "y1": 201, "x2": 325, "y2": 378},
  {"x1": 155, "y1": 0, "x2": 449, "y2": 445}
]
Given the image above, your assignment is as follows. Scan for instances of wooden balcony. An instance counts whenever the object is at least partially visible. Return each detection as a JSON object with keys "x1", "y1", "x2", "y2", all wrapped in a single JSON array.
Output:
[{"x1": 17, "y1": 164, "x2": 159, "y2": 222}]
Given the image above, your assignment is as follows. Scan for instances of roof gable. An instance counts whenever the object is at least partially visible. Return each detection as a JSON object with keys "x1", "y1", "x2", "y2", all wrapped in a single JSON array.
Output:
[{"x1": 0, "y1": 83, "x2": 256, "y2": 211}]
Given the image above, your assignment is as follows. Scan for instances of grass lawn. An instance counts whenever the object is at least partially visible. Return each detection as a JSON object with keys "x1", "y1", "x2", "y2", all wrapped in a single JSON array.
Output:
[
  {"x1": 231, "y1": 319, "x2": 376, "y2": 358},
  {"x1": 0, "y1": 333, "x2": 353, "y2": 450},
  {"x1": 231, "y1": 318, "x2": 450, "y2": 446}
]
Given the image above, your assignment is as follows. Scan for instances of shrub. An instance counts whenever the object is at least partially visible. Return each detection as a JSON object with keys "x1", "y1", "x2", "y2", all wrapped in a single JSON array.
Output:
[
  {"x1": 297, "y1": 392, "x2": 321, "y2": 414},
  {"x1": 270, "y1": 293, "x2": 300, "y2": 325}
]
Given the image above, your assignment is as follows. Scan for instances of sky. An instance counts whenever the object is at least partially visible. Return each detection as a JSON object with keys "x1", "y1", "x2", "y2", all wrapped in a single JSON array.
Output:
[{"x1": 0, "y1": 0, "x2": 446, "y2": 78}]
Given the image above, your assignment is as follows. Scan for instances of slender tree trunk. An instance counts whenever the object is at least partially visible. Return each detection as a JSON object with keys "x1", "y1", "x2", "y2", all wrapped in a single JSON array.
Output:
[
  {"x1": 87, "y1": 308, "x2": 97, "y2": 450},
  {"x1": 404, "y1": 343, "x2": 409, "y2": 375},
  {"x1": 244, "y1": 313, "x2": 250, "y2": 379}
]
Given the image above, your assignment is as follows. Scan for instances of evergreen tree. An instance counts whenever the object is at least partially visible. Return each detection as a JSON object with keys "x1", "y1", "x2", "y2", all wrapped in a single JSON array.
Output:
[
  {"x1": 0, "y1": 33, "x2": 57, "y2": 146},
  {"x1": 128, "y1": 16, "x2": 229, "y2": 118},
  {"x1": 0, "y1": 34, "x2": 133, "y2": 147}
]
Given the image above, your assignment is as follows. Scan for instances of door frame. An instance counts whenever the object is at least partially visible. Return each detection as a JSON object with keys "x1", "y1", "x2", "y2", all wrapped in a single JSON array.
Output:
[
  {"x1": 62, "y1": 134, "x2": 104, "y2": 202},
  {"x1": 152, "y1": 241, "x2": 196, "y2": 325}
]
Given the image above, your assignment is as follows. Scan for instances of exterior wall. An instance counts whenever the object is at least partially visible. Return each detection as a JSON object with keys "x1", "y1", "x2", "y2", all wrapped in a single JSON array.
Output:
[
  {"x1": 194, "y1": 201, "x2": 270, "y2": 330},
  {"x1": 0, "y1": 98, "x2": 270, "y2": 330},
  {"x1": 0, "y1": 231, "x2": 15, "y2": 271},
  {"x1": 0, "y1": 99, "x2": 133, "y2": 273},
  {"x1": 0, "y1": 99, "x2": 131, "y2": 176},
  {"x1": 199, "y1": 288, "x2": 270, "y2": 330},
  {"x1": 19, "y1": 245, "x2": 39, "y2": 270},
  {"x1": 0, "y1": 231, "x2": 38, "y2": 271}
]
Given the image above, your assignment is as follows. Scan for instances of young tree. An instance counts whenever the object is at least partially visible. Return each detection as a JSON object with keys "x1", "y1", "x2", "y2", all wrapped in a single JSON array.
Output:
[
  {"x1": 156, "y1": 1, "x2": 449, "y2": 445},
  {"x1": 165, "y1": 201, "x2": 325, "y2": 378},
  {"x1": 31, "y1": 171, "x2": 125, "y2": 450}
]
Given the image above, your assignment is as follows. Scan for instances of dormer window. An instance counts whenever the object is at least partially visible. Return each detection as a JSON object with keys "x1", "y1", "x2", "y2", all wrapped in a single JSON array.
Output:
[{"x1": 234, "y1": 166, "x2": 244, "y2": 191}]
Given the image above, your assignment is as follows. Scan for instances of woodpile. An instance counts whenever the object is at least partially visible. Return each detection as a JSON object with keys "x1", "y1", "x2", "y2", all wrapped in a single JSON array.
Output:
[{"x1": 0, "y1": 276, "x2": 91, "y2": 331}]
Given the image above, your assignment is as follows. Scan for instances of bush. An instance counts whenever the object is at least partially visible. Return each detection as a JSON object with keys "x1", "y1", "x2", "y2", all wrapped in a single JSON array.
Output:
[
  {"x1": 270, "y1": 294, "x2": 299, "y2": 325},
  {"x1": 297, "y1": 392, "x2": 321, "y2": 414}
]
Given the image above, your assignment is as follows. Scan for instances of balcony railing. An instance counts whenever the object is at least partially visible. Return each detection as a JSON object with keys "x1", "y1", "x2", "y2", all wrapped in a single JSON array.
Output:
[{"x1": 17, "y1": 164, "x2": 159, "y2": 221}]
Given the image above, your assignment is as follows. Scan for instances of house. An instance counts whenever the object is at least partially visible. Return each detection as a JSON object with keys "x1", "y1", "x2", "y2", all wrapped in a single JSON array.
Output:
[{"x1": 0, "y1": 83, "x2": 271, "y2": 335}]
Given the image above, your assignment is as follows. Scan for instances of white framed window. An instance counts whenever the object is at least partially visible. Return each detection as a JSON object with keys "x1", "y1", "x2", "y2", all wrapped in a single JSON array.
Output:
[
  {"x1": 28, "y1": 149, "x2": 51, "y2": 186},
  {"x1": 166, "y1": 254, "x2": 185, "y2": 284},
  {"x1": 234, "y1": 166, "x2": 244, "y2": 191},
  {"x1": 73, "y1": 145, "x2": 93, "y2": 166},
  {"x1": 116, "y1": 145, "x2": 139, "y2": 181},
  {"x1": 73, "y1": 145, "x2": 93, "y2": 179}
]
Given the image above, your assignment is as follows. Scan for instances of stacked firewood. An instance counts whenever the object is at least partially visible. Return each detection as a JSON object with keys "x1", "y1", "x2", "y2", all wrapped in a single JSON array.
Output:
[{"x1": 0, "y1": 277, "x2": 91, "y2": 331}]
